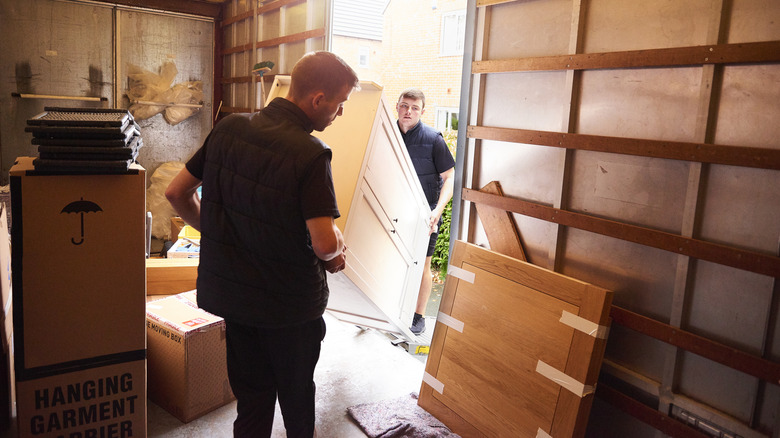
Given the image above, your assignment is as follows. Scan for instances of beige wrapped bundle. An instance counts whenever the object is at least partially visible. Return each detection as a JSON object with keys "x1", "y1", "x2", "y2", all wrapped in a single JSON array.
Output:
[
  {"x1": 126, "y1": 62, "x2": 202, "y2": 125},
  {"x1": 161, "y1": 81, "x2": 203, "y2": 125}
]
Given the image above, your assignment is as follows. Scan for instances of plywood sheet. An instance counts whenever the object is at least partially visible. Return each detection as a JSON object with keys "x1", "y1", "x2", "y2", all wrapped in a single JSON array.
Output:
[{"x1": 419, "y1": 241, "x2": 613, "y2": 437}]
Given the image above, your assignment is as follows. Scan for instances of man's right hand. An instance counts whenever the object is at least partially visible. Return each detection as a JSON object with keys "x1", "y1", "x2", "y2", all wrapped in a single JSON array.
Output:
[{"x1": 323, "y1": 249, "x2": 346, "y2": 273}]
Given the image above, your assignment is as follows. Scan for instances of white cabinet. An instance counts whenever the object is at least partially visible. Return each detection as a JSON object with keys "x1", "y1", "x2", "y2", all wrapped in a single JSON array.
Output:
[{"x1": 266, "y1": 78, "x2": 431, "y2": 340}]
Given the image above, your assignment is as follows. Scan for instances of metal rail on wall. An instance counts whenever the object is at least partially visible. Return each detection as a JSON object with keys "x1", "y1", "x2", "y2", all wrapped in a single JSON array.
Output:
[{"x1": 12, "y1": 93, "x2": 108, "y2": 102}]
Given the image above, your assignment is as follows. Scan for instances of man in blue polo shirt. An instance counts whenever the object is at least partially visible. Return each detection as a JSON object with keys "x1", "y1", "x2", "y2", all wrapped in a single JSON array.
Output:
[{"x1": 396, "y1": 88, "x2": 455, "y2": 335}]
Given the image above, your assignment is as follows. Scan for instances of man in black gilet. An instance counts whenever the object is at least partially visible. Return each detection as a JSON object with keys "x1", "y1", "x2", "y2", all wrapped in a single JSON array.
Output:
[{"x1": 166, "y1": 51, "x2": 359, "y2": 438}]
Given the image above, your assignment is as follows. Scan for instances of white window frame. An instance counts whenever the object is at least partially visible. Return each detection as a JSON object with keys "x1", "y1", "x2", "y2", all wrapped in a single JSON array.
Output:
[
  {"x1": 435, "y1": 107, "x2": 459, "y2": 132},
  {"x1": 358, "y1": 46, "x2": 370, "y2": 68},
  {"x1": 439, "y1": 10, "x2": 466, "y2": 56}
]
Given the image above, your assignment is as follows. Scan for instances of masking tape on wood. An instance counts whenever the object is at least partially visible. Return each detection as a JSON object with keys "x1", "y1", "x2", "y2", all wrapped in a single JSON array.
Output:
[
  {"x1": 536, "y1": 428, "x2": 553, "y2": 438},
  {"x1": 437, "y1": 311, "x2": 465, "y2": 333},
  {"x1": 447, "y1": 265, "x2": 475, "y2": 283},
  {"x1": 559, "y1": 310, "x2": 609, "y2": 339},
  {"x1": 535, "y1": 360, "x2": 594, "y2": 397},
  {"x1": 423, "y1": 372, "x2": 444, "y2": 394}
]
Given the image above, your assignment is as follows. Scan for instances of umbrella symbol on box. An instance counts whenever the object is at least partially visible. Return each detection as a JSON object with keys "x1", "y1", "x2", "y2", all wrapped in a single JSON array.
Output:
[{"x1": 61, "y1": 197, "x2": 103, "y2": 245}]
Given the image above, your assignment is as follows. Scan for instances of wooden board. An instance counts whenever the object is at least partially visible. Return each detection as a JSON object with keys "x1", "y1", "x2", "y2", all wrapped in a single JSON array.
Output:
[
  {"x1": 474, "y1": 181, "x2": 526, "y2": 261},
  {"x1": 419, "y1": 240, "x2": 613, "y2": 437},
  {"x1": 146, "y1": 257, "x2": 198, "y2": 295}
]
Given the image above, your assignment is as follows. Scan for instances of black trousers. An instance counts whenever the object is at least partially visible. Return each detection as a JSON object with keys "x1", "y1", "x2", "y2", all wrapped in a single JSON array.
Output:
[{"x1": 225, "y1": 316, "x2": 326, "y2": 438}]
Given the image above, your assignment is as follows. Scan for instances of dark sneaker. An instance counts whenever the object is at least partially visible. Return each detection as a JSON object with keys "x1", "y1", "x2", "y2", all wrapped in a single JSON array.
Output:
[{"x1": 410, "y1": 314, "x2": 426, "y2": 335}]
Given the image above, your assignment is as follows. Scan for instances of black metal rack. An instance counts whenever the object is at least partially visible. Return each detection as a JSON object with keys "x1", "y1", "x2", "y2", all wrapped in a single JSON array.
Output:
[{"x1": 25, "y1": 107, "x2": 143, "y2": 173}]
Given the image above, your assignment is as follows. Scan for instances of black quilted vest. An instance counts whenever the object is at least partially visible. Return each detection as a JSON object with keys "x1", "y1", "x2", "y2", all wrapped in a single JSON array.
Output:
[{"x1": 195, "y1": 99, "x2": 331, "y2": 327}]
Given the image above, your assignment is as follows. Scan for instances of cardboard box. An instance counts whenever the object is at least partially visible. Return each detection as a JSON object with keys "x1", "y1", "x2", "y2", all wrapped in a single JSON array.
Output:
[
  {"x1": 170, "y1": 217, "x2": 186, "y2": 242},
  {"x1": 177, "y1": 224, "x2": 200, "y2": 241},
  {"x1": 15, "y1": 360, "x2": 146, "y2": 438},
  {"x1": 146, "y1": 257, "x2": 199, "y2": 295},
  {"x1": 10, "y1": 157, "x2": 147, "y2": 437},
  {"x1": 167, "y1": 237, "x2": 200, "y2": 258},
  {"x1": 169, "y1": 218, "x2": 199, "y2": 244},
  {"x1": 176, "y1": 289, "x2": 197, "y2": 305},
  {"x1": 146, "y1": 293, "x2": 234, "y2": 423}
]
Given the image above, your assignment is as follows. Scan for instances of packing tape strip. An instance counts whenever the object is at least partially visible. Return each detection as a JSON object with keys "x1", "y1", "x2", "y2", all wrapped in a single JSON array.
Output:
[
  {"x1": 437, "y1": 311, "x2": 464, "y2": 333},
  {"x1": 536, "y1": 428, "x2": 553, "y2": 438},
  {"x1": 559, "y1": 310, "x2": 609, "y2": 339},
  {"x1": 423, "y1": 372, "x2": 445, "y2": 394},
  {"x1": 535, "y1": 360, "x2": 594, "y2": 397},
  {"x1": 447, "y1": 265, "x2": 475, "y2": 283}
]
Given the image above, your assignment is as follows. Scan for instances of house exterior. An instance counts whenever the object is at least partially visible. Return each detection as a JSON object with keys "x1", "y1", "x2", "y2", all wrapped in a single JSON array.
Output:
[
  {"x1": 380, "y1": 0, "x2": 466, "y2": 131},
  {"x1": 331, "y1": 0, "x2": 385, "y2": 85},
  {"x1": 332, "y1": 0, "x2": 466, "y2": 132}
]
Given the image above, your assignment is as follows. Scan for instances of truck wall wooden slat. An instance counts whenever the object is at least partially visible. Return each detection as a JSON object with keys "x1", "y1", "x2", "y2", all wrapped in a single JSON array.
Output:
[
  {"x1": 610, "y1": 307, "x2": 780, "y2": 385},
  {"x1": 472, "y1": 40, "x2": 780, "y2": 74},
  {"x1": 462, "y1": 188, "x2": 780, "y2": 279},
  {"x1": 467, "y1": 126, "x2": 780, "y2": 170},
  {"x1": 595, "y1": 384, "x2": 713, "y2": 438},
  {"x1": 218, "y1": 0, "x2": 326, "y2": 116},
  {"x1": 220, "y1": 0, "x2": 306, "y2": 27},
  {"x1": 222, "y1": 28, "x2": 325, "y2": 54}
]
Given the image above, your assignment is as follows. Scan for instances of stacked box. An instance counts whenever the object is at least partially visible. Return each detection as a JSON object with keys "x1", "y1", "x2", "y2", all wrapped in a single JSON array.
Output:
[
  {"x1": 166, "y1": 218, "x2": 202, "y2": 259},
  {"x1": 166, "y1": 237, "x2": 200, "y2": 258},
  {"x1": 170, "y1": 217, "x2": 186, "y2": 241},
  {"x1": 146, "y1": 292, "x2": 234, "y2": 423},
  {"x1": 10, "y1": 157, "x2": 147, "y2": 438}
]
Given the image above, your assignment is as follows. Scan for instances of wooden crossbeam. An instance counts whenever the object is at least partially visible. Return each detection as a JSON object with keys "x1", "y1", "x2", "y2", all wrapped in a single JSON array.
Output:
[
  {"x1": 473, "y1": 41, "x2": 780, "y2": 73},
  {"x1": 462, "y1": 188, "x2": 780, "y2": 278},
  {"x1": 596, "y1": 384, "x2": 712, "y2": 438},
  {"x1": 467, "y1": 125, "x2": 780, "y2": 170},
  {"x1": 610, "y1": 307, "x2": 780, "y2": 385}
]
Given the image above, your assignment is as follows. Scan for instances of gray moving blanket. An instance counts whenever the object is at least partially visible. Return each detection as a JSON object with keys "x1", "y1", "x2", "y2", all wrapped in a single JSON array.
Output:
[{"x1": 347, "y1": 393, "x2": 461, "y2": 438}]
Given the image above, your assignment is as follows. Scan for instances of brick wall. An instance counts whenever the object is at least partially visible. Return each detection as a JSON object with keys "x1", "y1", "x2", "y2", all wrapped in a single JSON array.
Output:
[
  {"x1": 331, "y1": 35, "x2": 384, "y2": 85},
  {"x1": 380, "y1": 0, "x2": 466, "y2": 129}
]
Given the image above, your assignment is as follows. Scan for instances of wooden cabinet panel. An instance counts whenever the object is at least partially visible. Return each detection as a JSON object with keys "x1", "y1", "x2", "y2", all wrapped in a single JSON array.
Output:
[
  {"x1": 363, "y1": 123, "x2": 427, "y2": 256},
  {"x1": 344, "y1": 182, "x2": 411, "y2": 314},
  {"x1": 420, "y1": 241, "x2": 613, "y2": 437}
]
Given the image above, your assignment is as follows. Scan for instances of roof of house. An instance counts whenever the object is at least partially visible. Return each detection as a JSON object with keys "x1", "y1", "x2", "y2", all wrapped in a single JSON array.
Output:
[{"x1": 333, "y1": 0, "x2": 384, "y2": 41}]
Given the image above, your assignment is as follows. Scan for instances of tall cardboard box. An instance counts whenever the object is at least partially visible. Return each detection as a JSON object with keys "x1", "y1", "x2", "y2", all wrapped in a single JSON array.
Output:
[
  {"x1": 145, "y1": 293, "x2": 233, "y2": 423},
  {"x1": 10, "y1": 157, "x2": 147, "y2": 438}
]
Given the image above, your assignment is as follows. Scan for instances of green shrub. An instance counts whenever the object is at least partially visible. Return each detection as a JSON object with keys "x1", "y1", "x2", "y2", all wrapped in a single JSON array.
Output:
[
  {"x1": 430, "y1": 129, "x2": 457, "y2": 282},
  {"x1": 431, "y1": 199, "x2": 452, "y2": 281}
]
